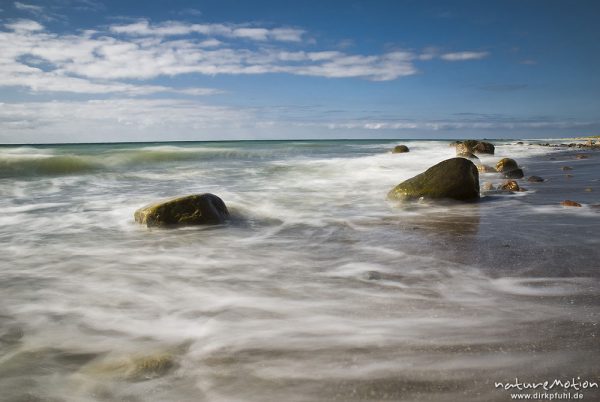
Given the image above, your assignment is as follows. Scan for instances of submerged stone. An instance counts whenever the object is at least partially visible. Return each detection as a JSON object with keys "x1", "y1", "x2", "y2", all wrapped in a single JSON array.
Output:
[
  {"x1": 527, "y1": 175, "x2": 545, "y2": 182},
  {"x1": 388, "y1": 158, "x2": 480, "y2": 202},
  {"x1": 134, "y1": 193, "x2": 229, "y2": 227}
]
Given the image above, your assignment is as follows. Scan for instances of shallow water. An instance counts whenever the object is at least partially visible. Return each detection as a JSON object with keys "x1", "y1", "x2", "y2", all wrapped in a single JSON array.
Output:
[{"x1": 1, "y1": 140, "x2": 599, "y2": 402}]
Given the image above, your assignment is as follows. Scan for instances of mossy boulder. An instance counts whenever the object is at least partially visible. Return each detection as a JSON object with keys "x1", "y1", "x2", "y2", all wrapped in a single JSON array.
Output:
[
  {"x1": 392, "y1": 145, "x2": 410, "y2": 153},
  {"x1": 388, "y1": 158, "x2": 480, "y2": 201},
  {"x1": 134, "y1": 193, "x2": 229, "y2": 227},
  {"x1": 455, "y1": 140, "x2": 495, "y2": 155}
]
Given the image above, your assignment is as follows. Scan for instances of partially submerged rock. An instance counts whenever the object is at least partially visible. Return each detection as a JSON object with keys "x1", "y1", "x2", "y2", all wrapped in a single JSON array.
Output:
[
  {"x1": 495, "y1": 158, "x2": 524, "y2": 179},
  {"x1": 527, "y1": 175, "x2": 544, "y2": 182},
  {"x1": 82, "y1": 353, "x2": 175, "y2": 382},
  {"x1": 388, "y1": 158, "x2": 480, "y2": 201},
  {"x1": 499, "y1": 180, "x2": 522, "y2": 192},
  {"x1": 392, "y1": 145, "x2": 410, "y2": 153},
  {"x1": 134, "y1": 193, "x2": 229, "y2": 227},
  {"x1": 455, "y1": 140, "x2": 495, "y2": 155},
  {"x1": 561, "y1": 200, "x2": 582, "y2": 207}
]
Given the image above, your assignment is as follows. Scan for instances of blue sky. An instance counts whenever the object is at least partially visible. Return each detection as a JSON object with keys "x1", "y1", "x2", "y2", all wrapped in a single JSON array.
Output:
[{"x1": 0, "y1": 0, "x2": 599, "y2": 143}]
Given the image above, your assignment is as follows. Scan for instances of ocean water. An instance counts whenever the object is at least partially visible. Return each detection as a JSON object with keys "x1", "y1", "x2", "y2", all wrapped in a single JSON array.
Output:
[{"x1": 0, "y1": 139, "x2": 599, "y2": 402}]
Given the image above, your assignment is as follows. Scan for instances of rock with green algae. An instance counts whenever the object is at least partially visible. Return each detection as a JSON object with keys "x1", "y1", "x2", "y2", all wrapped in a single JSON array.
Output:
[
  {"x1": 388, "y1": 158, "x2": 480, "y2": 201},
  {"x1": 134, "y1": 193, "x2": 229, "y2": 227},
  {"x1": 392, "y1": 145, "x2": 410, "y2": 153}
]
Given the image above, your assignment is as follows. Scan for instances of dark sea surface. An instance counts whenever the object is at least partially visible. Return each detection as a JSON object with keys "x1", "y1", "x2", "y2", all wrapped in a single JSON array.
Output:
[{"x1": 0, "y1": 139, "x2": 598, "y2": 401}]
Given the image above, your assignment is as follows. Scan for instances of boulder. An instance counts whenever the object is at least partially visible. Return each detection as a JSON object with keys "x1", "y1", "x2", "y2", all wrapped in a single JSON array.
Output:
[
  {"x1": 561, "y1": 200, "x2": 582, "y2": 207},
  {"x1": 455, "y1": 140, "x2": 495, "y2": 155},
  {"x1": 495, "y1": 158, "x2": 524, "y2": 178},
  {"x1": 388, "y1": 158, "x2": 480, "y2": 201},
  {"x1": 392, "y1": 145, "x2": 410, "y2": 153},
  {"x1": 134, "y1": 193, "x2": 229, "y2": 227},
  {"x1": 495, "y1": 158, "x2": 519, "y2": 172}
]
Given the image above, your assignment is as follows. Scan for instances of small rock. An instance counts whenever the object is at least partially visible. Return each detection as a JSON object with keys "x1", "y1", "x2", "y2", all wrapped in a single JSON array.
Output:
[
  {"x1": 527, "y1": 176, "x2": 544, "y2": 182},
  {"x1": 584, "y1": 188, "x2": 593, "y2": 192},
  {"x1": 392, "y1": 145, "x2": 409, "y2": 153},
  {"x1": 575, "y1": 154, "x2": 589, "y2": 159},
  {"x1": 561, "y1": 166, "x2": 573, "y2": 171},
  {"x1": 516, "y1": 141, "x2": 524, "y2": 145},
  {"x1": 561, "y1": 200, "x2": 582, "y2": 207},
  {"x1": 565, "y1": 174, "x2": 574, "y2": 178},
  {"x1": 500, "y1": 180, "x2": 521, "y2": 192},
  {"x1": 365, "y1": 271, "x2": 382, "y2": 280}
]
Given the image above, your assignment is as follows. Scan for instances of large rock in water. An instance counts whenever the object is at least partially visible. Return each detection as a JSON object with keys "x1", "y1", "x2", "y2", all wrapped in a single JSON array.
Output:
[
  {"x1": 388, "y1": 158, "x2": 480, "y2": 201},
  {"x1": 134, "y1": 193, "x2": 229, "y2": 227},
  {"x1": 392, "y1": 145, "x2": 410, "y2": 153},
  {"x1": 455, "y1": 140, "x2": 495, "y2": 155}
]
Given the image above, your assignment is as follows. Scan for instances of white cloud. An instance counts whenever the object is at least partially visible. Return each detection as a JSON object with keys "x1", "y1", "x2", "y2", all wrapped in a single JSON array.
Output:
[
  {"x1": 4, "y1": 18, "x2": 43, "y2": 32},
  {"x1": 0, "y1": 18, "x2": 492, "y2": 99},
  {"x1": 109, "y1": 19, "x2": 306, "y2": 43},
  {"x1": 1, "y1": 99, "x2": 594, "y2": 143},
  {"x1": 440, "y1": 51, "x2": 489, "y2": 61},
  {"x1": 14, "y1": 2, "x2": 44, "y2": 14},
  {"x1": 0, "y1": 98, "x2": 258, "y2": 142}
]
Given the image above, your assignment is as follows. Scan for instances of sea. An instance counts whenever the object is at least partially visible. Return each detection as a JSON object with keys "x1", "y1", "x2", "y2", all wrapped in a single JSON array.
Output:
[{"x1": 0, "y1": 139, "x2": 599, "y2": 402}]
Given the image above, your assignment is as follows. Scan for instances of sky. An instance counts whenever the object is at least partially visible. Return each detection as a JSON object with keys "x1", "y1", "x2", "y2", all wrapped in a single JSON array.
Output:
[{"x1": 0, "y1": 0, "x2": 599, "y2": 143}]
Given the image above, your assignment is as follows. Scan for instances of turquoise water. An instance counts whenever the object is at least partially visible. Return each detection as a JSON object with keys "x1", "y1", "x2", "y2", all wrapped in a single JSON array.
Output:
[{"x1": 1, "y1": 140, "x2": 599, "y2": 401}]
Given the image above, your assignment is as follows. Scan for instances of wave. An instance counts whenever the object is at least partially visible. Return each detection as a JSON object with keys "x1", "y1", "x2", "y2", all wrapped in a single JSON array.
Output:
[
  {"x1": 0, "y1": 155, "x2": 102, "y2": 178},
  {"x1": 0, "y1": 146, "x2": 271, "y2": 178}
]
